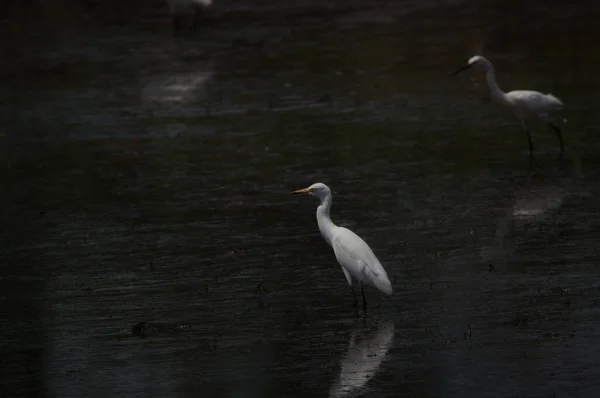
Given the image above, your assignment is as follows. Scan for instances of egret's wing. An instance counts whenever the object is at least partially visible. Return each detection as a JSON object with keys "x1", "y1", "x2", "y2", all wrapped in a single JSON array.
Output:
[
  {"x1": 507, "y1": 90, "x2": 563, "y2": 112},
  {"x1": 340, "y1": 265, "x2": 352, "y2": 286},
  {"x1": 332, "y1": 228, "x2": 393, "y2": 295},
  {"x1": 331, "y1": 229, "x2": 369, "y2": 278},
  {"x1": 332, "y1": 236, "x2": 358, "y2": 286}
]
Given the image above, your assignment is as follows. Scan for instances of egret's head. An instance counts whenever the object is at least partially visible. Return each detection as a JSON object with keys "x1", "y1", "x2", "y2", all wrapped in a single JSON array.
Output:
[
  {"x1": 467, "y1": 55, "x2": 486, "y2": 66},
  {"x1": 291, "y1": 182, "x2": 331, "y2": 200},
  {"x1": 452, "y1": 55, "x2": 492, "y2": 75}
]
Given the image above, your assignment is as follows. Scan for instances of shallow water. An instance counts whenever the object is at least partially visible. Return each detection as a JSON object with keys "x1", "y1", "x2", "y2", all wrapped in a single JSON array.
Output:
[{"x1": 2, "y1": 0, "x2": 600, "y2": 397}]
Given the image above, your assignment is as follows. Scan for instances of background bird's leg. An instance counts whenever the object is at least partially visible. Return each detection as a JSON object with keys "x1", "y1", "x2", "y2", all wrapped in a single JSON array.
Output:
[
  {"x1": 172, "y1": 15, "x2": 182, "y2": 34},
  {"x1": 351, "y1": 285, "x2": 358, "y2": 318},
  {"x1": 549, "y1": 122, "x2": 565, "y2": 157},
  {"x1": 361, "y1": 283, "x2": 368, "y2": 312},
  {"x1": 256, "y1": 282, "x2": 267, "y2": 308},
  {"x1": 521, "y1": 120, "x2": 534, "y2": 157}
]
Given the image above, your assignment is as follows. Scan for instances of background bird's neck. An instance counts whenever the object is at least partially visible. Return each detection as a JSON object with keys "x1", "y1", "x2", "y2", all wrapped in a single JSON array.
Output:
[
  {"x1": 485, "y1": 69, "x2": 509, "y2": 105},
  {"x1": 316, "y1": 196, "x2": 335, "y2": 246}
]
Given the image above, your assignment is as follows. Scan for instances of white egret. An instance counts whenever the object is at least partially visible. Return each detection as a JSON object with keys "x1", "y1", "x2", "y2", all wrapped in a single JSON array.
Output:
[
  {"x1": 452, "y1": 55, "x2": 565, "y2": 157},
  {"x1": 292, "y1": 183, "x2": 393, "y2": 310}
]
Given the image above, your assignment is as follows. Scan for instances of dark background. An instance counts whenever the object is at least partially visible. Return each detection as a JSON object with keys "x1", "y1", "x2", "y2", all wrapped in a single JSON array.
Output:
[{"x1": 2, "y1": 1, "x2": 600, "y2": 397}]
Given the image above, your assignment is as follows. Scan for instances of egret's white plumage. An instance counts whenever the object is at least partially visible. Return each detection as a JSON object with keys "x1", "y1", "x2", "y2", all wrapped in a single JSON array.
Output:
[
  {"x1": 292, "y1": 183, "x2": 393, "y2": 308},
  {"x1": 453, "y1": 55, "x2": 565, "y2": 156}
]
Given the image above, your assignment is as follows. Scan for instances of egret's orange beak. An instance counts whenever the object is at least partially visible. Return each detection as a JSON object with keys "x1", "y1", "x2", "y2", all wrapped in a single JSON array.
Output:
[{"x1": 291, "y1": 188, "x2": 310, "y2": 195}]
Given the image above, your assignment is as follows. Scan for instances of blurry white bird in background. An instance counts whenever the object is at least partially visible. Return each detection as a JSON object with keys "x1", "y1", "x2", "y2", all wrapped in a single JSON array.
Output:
[
  {"x1": 292, "y1": 183, "x2": 393, "y2": 312},
  {"x1": 453, "y1": 55, "x2": 565, "y2": 158},
  {"x1": 166, "y1": 0, "x2": 212, "y2": 33}
]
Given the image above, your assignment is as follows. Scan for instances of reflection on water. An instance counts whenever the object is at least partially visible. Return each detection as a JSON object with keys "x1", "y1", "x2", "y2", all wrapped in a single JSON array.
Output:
[
  {"x1": 511, "y1": 185, "x2": 566, "y2": 220},
  {"x1": 481, "y1": 172, "x2": 569, "y2": 266},
  {"x1": 142, "y1": 69, "x2": 213, "y2": 105},
  {"x1": 329, "y1": 319, "x2": 395, "y2": 398},
  {"x1": 3, "y1": 0, "x2": 600, "y2": 397}
]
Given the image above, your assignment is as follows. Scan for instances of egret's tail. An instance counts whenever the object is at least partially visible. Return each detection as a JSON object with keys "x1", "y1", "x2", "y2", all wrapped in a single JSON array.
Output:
[
  {"x1": 546, "y1": 93, "x2": 564, "y2": 109},
  {"x1": 371, "y1": 272, "x2": 393, "y2": 296}
]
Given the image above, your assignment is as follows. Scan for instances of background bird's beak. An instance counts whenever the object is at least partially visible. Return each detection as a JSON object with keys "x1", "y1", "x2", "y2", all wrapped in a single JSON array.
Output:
[
  {"x1": 452, "y1": 64, "x2": 473, "y2": 76},
  {"x1": 291, "y1": 188, "x2": 310, "y2": 195}
]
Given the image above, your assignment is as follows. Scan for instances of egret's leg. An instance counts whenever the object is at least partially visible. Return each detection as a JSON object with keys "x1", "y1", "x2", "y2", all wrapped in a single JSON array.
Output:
[
  {"x1": 521, "y1": 120, "x2": 534, "y2": 157},
  {"x1": 190, "y1": 6, "x2": 203, "y2": 32},
  {"x1": 350, "y1": 286, "x2": 360, "y2": 317},
  {"x1": 361, "y1": 284, "x2": 368, "y2": 312},
  {"x1": 549, "y1": 123, "x2": 565, "y2": 156}
]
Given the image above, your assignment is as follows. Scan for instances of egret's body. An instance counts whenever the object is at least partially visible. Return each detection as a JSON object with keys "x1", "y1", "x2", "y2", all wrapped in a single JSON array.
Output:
[
  {"x1": 453, "y1": 55, "x2": 565, "y2": 157},
  {"x1": 292, "y1": 183, "x2": 393, "y2": 310}
]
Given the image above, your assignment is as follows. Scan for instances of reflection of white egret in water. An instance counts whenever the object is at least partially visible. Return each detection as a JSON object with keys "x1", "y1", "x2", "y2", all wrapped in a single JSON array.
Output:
[
  {"x1": 142, "y1": 70, "x2": 213, "y2": 105},
  {"x1": 481, "y1": 180, "x2": 567, "y2": 265},
  {"x1": 511, "y1": 185, "x2": 565, "y2": 220},
  {"x1": 329, "y1": 320, "x2": 395, "y2": 398}
]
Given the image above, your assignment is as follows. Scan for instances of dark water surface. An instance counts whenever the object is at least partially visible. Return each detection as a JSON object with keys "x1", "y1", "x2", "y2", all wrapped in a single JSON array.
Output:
[{"x1": 3, "y1": 0, "x2": 600, "y2": 397}]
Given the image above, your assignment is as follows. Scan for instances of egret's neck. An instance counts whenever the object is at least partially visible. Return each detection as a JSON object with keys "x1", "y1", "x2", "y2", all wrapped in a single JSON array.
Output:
[
  {"x1": 316, "y1": 194, "x2": 336, "y2": 246},
  {"x1": 485, "y1": 67, "x2": 509, "y2": 105}
]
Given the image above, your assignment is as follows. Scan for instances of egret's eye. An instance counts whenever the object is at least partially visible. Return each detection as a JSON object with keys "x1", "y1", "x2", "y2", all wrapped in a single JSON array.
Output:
[{"x1": 310, "y1": 188, "x2": 317, "y2": 193}]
